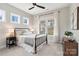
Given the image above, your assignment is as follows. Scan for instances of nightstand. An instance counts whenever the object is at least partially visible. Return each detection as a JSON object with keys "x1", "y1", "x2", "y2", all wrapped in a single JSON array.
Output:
[{"x1": 6, "y1": 37, "x2": 17, "y2": 48}]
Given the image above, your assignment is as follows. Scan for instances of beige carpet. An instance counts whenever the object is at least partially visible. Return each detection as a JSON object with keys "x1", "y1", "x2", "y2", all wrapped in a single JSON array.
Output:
[{"x1": 0, "y1": 42, "x2": 64, "y2": 56}]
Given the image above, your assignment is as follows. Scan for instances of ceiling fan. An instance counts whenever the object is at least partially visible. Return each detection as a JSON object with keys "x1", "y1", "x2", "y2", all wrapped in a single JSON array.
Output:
[{"x1": 29, "y1": 3, "x2": 45, "y2": 10}]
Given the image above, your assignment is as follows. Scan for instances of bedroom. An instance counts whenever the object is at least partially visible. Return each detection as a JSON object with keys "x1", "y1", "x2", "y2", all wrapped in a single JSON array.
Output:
[{"x1": 0, "y1": 3, "x2": 79, "y2": 56}]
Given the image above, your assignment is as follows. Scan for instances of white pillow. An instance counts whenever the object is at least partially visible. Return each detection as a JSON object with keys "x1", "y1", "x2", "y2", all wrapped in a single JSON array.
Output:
[{"x1": 23, "y1": 31, "x2": 32, "y2": 35}]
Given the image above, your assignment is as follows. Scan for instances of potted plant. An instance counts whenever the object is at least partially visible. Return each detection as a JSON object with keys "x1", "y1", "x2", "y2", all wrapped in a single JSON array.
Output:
[{"x1": 64, "y1": 31, "x2": 73, "y2": 39}]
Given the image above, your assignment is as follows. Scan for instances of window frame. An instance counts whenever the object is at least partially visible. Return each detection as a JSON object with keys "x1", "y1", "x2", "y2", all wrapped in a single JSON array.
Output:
[{"x1": 0, "y1": 9, "x2": 5, "y2": 22}]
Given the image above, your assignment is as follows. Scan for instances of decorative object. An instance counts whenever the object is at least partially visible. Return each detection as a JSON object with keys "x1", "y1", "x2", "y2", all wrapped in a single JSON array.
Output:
[
  {"x1": 10, "y1": 13, "x2": 20, "y2": 24},
  {"x1": 23, "y1": 17, "x2": 29, "y2": 25},
  {"x1": 64, "y1": 31, "x2": 73, "y2": 39},
  {"x1": 71, "y1": 8, "x2": 77, "y2": 30},
  {"x1": 0, "y1": 9, "x2": 5, "y2": 22},
  {"x1": 72, "y1": 7, "x2": 79, "y2": 30}
]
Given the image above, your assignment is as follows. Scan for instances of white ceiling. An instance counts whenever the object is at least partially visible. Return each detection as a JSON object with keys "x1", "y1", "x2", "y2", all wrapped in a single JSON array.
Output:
[{"x1": 9, "y1": 3, "x2": 70, "y2": 15}]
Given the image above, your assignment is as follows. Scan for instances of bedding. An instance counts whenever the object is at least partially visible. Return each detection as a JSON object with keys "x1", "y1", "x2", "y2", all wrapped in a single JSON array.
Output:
[{"x1": 18, "y1": 33, "x2": 47, "y2": 54}]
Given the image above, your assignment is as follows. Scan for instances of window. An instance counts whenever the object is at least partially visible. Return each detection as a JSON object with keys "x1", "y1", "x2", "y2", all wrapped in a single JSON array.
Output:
[
  {"x1": 10, "y1": 13, "x2": 20, "y2": 24},
  {"x1": 47, "y1": 19, "x2": 54, "y2": 35},
  {"x1": 40, "y1": 20, "x2": 54, "y2": 35},
  {"x1": 0, "y1": 9, "x2": 5, "y2": 22},
  {"x1": 23, "y1": 17, "x2": 29, "y2": 25}
]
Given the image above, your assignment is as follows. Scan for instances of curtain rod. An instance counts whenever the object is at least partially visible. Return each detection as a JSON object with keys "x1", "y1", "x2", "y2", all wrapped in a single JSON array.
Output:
[
  {"x1": 38, "y1": 10, "x2": 60, "y2": 17},
  {"x1": 39, "y1": 12, "x2": 54, "y2": 16}
]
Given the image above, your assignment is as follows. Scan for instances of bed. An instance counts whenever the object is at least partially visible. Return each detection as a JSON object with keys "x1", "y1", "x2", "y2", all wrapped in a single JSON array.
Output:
[{"x1": 16, "y1": 28, "x2": 48, "y2": 54}]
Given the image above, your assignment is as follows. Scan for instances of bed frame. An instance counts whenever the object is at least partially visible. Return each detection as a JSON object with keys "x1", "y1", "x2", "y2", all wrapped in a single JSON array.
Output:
[
  {"x1": 34, "y1": 34, "x2": 48, "y2": 54},
  {"x1": 15, "y1": 28, "x2": 48, "y2": 54}
]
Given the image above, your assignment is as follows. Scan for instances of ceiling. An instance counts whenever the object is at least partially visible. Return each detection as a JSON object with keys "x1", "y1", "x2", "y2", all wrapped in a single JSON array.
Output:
[{"x1": 9, "y1": 3, "x2": 70, "y2": 15}]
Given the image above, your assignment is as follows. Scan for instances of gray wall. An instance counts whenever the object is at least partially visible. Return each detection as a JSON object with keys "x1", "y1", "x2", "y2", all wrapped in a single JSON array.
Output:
[{"x1": 0, "y1": 3, "x2": 34, "y2": 48}]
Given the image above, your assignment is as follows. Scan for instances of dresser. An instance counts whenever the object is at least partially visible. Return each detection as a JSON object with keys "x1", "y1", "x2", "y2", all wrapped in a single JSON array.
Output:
[{"x1": 63, "y1": 37, "x2": 78, "y2": 56}]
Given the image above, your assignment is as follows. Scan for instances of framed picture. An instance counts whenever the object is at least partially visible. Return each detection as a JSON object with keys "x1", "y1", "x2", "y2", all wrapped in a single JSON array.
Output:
[
  {"x1": 0, "y1": 9, "x2": 5, "y2": 22},
  {"x1": 71, "y1": 8, "x2": 77, "y2": 30},
  {"x1": 23, "y1": 17, "x2": 29, "y2": 25},
  {"x1": 10, "y1": 13, "x2": 20, "y2": 24}
]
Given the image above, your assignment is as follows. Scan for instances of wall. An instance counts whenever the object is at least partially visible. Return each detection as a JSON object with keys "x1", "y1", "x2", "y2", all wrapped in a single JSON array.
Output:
[{"x1": 0, "y1": 3, "x2": 34, "y2": 48}]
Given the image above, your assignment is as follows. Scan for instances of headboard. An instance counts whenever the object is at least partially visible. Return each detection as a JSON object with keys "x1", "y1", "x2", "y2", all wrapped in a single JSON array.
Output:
[{"x1": 15, "y1": 28, "x2": 30, "y2": 36}]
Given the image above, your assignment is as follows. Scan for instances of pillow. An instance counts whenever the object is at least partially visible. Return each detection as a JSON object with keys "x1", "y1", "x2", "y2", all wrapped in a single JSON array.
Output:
[
  {"x1": 21, "y1": 29, "x2": 32, "y2": 35},
  {"x1": 23, "y1": 32, "x2": 32, "y2": 35}
]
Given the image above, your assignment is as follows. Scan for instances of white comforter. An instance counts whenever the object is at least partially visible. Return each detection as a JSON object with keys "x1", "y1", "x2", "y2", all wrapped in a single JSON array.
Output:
[
  {"x1": 17, "y1": 33, "x2": 46, "y2": 53},
  {"x1": 19, "y1": 33, "x2": 46, "y2": 38}
]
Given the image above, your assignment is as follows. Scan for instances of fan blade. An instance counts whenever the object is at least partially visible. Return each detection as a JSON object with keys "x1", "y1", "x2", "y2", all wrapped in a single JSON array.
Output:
[
  {"x1": 29, "y1": 7, "x2": 34, "y2": 10},
  {"x1": 36, "y1": 4, "x2": 45, "y2": 9}
]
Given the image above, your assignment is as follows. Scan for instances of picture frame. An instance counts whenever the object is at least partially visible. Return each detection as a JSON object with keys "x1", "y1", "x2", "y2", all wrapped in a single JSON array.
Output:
[
  {"x1": 23, "y1": 17, "x2": 29, "y2": 25},
  {"x1": 71, "y1": 8, "x2": 77, "y2": 30},
  {"x1": 10, "y1": 13, "x2": 20, "y2": 24}
]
